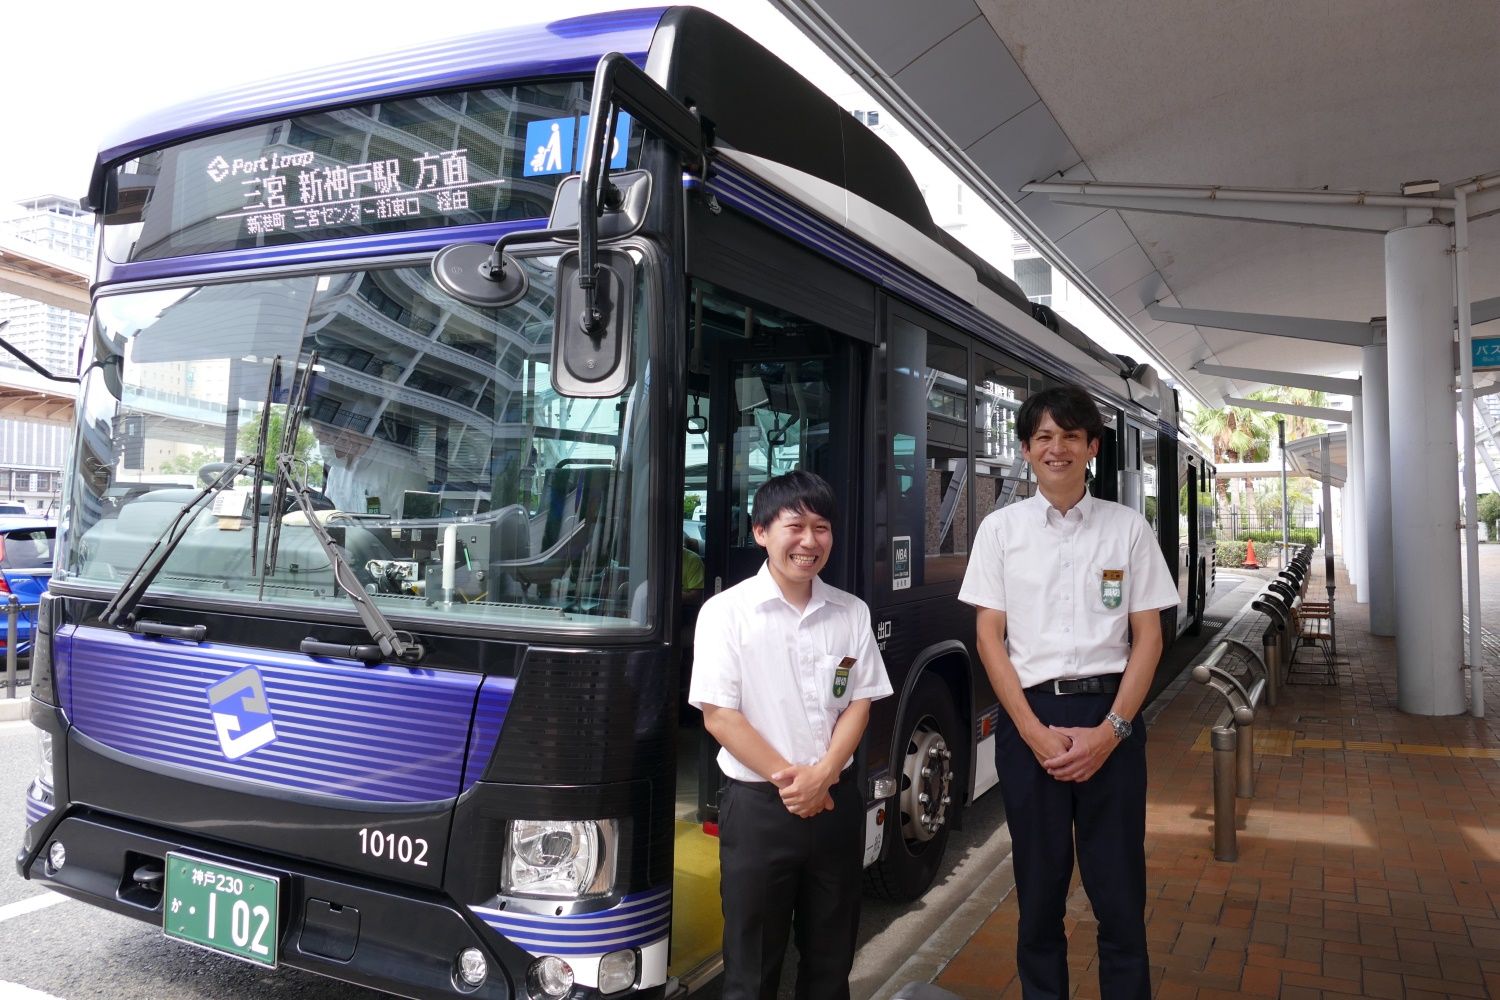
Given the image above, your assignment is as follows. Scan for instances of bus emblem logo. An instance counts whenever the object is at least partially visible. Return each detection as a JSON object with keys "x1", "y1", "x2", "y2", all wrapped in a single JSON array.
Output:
[
  {"x1": 207, "y1": 667, "x2": 279, "y2": 760},
  {"x1": 206, "y1": 156, "x2": 231, "y2": 183}
]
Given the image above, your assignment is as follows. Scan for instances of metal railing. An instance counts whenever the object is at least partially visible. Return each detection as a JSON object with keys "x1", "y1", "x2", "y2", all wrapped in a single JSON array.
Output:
[
  {"x1": 5, "y1": 594, "x2": 38, "y2": 699},
  {"x1": 1192, "y1": 640, "x2": 1269, "y2": 862}
]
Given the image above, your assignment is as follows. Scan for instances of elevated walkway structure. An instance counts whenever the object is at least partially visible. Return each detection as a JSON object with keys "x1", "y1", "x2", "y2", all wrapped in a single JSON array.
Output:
[
  {"x1": 0, "y1": 229, "x2": 89, "y2": 426},
  {"x1": 926, "y1": 557, "x2": 1500, "y2": 999}
]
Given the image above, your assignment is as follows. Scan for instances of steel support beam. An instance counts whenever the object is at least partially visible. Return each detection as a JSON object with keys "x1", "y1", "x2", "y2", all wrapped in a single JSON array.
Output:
[
  {"x1": 1191, "y1": 362, "x2": 1360, "y2": 396},
  {"x1": 1022, "y1": 180, "x2": 1437, "y2": 233},
  {"x1": 1148, "y1": 303, "x2": 1375, "y2": 346},
  {"x1": 1222, "y1": 397, "x2": 1351, "y2": 424}
]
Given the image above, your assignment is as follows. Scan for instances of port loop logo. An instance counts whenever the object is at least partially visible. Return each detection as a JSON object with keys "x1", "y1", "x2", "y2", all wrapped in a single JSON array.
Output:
[{"x1": 207, "y1": 667, "x2": 279, "y2": 760}]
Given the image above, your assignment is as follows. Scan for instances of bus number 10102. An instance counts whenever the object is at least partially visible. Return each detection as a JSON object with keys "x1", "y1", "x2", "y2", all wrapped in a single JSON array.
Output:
[{"x1": 357, "y1": 828, "x2": 429, "y2": 867}]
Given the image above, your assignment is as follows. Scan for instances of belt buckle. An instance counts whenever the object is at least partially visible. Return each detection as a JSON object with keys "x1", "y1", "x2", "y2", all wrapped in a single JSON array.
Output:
[{"x1": 1051, "y1": 679, "x2": 1067, "y2": 695}]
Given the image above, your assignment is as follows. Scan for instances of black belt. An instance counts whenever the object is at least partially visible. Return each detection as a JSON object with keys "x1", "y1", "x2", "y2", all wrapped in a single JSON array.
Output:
[{"x1": 1027, "y1": 675, "x2": 1121, "y2": 695}]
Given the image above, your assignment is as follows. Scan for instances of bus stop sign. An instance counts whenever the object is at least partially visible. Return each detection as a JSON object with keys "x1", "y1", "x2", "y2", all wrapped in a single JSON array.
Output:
[{"x1": 1473, "y1": 335, "x2": 1500, "y2": 372}]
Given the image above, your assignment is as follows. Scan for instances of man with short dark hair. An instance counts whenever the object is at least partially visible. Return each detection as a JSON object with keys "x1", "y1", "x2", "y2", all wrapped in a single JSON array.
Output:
[
  {"x1": 960, "y1": 385, "x2": 1177, "y2": 1000},
  {"x1": 689, "y1": 469, "x2": 892, "y2": 1000}
]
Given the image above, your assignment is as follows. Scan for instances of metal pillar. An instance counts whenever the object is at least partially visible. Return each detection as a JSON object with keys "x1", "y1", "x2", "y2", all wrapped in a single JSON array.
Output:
[
  {"x1": 1362, "y1": 337, "x2": 1396, "y2": 635},
  {"x1": 1455, "y1": 187, "x2": 1483, "y2": 719},
  {"x1": 1278, "y1": 419, "x2": 1289, "y2": 561},
  {"x1": 1349, "y1": 396, "x2": 1367, "y2": 603},
  {"x1": 1385, "y1": 223, "x2": 1464, "y2": 715}
]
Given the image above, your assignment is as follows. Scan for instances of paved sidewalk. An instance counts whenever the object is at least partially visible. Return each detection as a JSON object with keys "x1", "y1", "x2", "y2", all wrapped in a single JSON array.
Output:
[{"x1": 931, "y1": 558, "x2": 1500, "y2": 999}]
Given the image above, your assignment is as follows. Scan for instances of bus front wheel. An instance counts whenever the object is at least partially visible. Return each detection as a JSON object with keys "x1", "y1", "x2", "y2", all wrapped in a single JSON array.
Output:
[{"x1": 866, "y1": 675, "x2": 961, "y2": 902}]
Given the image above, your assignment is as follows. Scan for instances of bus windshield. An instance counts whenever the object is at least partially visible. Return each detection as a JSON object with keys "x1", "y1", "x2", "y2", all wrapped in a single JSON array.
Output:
[{"x1": 61, "y1": 254, "x2": 654, "y2": 632}]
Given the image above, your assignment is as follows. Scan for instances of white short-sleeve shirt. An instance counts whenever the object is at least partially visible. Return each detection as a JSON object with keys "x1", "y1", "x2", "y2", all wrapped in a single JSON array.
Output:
[
  {"x1": 689, "y1": 563, "x2": 894, "y2": 782},
  {"x1": 958, "y1": 492, "x2": 1178, "y2": 689}
]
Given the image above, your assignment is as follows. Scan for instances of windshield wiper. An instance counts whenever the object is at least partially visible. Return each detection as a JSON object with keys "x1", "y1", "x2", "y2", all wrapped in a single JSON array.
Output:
[
  {"x1": 277, "y1": 453, "x2": 425, "y2": 665},
  {"x1": 99, "y1": 458, "x2": 255, "y2": 629}
]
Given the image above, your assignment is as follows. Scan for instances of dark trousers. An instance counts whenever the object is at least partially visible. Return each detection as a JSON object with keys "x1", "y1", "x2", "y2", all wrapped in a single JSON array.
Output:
[
  {"x1": 994, "y1": 689, "x2": 1150, "y2": 1000},
  {"x1": 718, "y1": 774, "x2": 864, "y2": 1000}
]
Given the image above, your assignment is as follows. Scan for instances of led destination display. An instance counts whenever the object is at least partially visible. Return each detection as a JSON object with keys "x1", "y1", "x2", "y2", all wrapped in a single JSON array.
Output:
[{"x1": 102, "y1": 81, "x2": 637, "y2": 263}]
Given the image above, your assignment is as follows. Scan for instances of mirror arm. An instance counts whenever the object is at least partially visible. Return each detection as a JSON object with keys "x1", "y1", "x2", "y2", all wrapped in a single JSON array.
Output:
[
  {"x1": 482, "y1": 225, "x2": 576, "y2": 284},
  {"x1": 0, "y1": 323, "x2": 80, "y2": 384},
  {"x1": 577, "y1": 53, "x2": 705, "y2": 337}
]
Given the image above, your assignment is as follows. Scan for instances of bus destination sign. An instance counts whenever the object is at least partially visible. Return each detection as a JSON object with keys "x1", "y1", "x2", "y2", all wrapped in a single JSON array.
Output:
[{"x1": 207, "y1": 147, "x2": 491, "y2": 238}]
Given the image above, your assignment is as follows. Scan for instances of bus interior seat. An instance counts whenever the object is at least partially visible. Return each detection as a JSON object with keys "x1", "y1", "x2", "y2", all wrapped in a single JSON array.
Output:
[{"x1": 493, "y1": 517, "x2": 591, "y2": 594}]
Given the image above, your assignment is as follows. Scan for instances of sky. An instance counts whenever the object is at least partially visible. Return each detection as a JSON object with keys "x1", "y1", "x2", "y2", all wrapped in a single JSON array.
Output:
[
  {"x1": 0, "y1": 1, "x2": 1152, "y2": 366},
  {"x1": 0, "y1": 0, "x2": 851, "y2": 213}
]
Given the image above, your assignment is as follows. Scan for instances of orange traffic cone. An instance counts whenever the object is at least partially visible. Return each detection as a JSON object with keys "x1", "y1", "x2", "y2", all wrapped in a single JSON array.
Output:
[{"x1": 1243, "y1": 538, "x2": 1260, "y2": 569}]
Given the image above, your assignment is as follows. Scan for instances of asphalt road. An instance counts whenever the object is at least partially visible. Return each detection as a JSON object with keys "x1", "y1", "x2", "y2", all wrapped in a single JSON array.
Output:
[{"x1": 0, "y1": 593, "x2": 1230, "y2": 1000}]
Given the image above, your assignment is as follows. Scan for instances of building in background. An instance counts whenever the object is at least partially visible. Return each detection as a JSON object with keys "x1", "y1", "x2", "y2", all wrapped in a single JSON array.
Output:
[{"x1": 0, "y1": 195, "x2": 94, "y2": 513}]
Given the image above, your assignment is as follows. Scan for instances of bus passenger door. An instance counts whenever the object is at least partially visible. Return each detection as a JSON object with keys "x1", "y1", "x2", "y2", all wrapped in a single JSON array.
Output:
[{"x1": 669, "y1": 282, "x2": 859, "y2": 980}]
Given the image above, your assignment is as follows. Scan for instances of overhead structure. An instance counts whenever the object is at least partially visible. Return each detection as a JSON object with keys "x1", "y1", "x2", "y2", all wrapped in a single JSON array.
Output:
[{"x1": 775, "y1": 0, "x2": 1499, "y2": 715}]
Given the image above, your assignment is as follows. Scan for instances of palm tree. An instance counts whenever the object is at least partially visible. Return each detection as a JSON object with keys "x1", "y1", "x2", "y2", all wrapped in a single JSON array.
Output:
[{"x1": 1191, "y1": 402, "x2": 1274, "y2": 516}]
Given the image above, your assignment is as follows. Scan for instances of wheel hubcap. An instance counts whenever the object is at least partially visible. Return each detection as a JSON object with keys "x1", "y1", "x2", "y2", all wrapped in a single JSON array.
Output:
[{"x1": 899, "y1": 721, "x2": 953, "y2": 843}]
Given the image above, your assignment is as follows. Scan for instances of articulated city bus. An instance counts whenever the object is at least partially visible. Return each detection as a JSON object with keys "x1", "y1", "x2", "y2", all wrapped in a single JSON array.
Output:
[{"x1": 16, "y1": 8, "x2": 1213, "y2": 999}]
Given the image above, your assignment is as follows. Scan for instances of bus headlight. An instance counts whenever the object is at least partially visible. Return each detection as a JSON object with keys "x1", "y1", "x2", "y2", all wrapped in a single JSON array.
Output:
[
  {"x1": 598, "y1": 949, "x2": 637, "y2": 994},
  {"x1": 35, "y1": 729, "x2": 53, "y2": 789},
  {"x1": 502, "y1": 818, "x2": 617, "y2": 898},
  {"x1": 526, "y1": 956, "x2": 573, "y2": 999}
]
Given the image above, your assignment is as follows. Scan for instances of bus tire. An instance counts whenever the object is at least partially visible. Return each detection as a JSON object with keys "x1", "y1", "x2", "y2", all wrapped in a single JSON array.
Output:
[{"x1": 866, "y1": 675, "x2": 961, "y2": 902}]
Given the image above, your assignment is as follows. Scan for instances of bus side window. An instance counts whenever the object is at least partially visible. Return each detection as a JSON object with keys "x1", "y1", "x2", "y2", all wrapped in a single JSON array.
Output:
[
  {"x1": 888, "y1": 314, "x2": 970, "y2": 590},
  {"x1": 973, "y1": 354, "x2": 1030, "y2": 517}
]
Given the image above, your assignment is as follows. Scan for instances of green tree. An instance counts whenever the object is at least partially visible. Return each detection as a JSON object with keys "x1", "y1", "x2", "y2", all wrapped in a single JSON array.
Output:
[
  {"x1": 237, "y1": 407, "x2": 324, "y2": 487},
  {"x1": 159, "y1": 448, "x2": 221, "y2": 477},
  {"x1": 1479, "y1": 492, "x2": 1500, "y2": 538}
]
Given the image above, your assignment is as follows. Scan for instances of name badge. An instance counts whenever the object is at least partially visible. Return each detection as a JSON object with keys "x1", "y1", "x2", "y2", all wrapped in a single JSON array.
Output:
[
  {"x1": 833, "y1": 656, "x2": 855, "y2": 697},
  {"x1": 1100, "y1": 569, "x2": 1124, "y2": 609}
]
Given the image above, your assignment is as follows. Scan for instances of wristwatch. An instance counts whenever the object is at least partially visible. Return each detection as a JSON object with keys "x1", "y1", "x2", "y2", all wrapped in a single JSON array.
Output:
[{"x1": 1105, "y1": 711, "x2": 1132, "y2": 741}]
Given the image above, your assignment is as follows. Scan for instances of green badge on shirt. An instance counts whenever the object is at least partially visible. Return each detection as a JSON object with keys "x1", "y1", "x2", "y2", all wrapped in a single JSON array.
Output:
[
  {"x1": 1101, "y1": 569, "x2": 1124, "y2": 609},
  {"x1": 833, "y1": 657, "x2": 854, "y2": 697}
]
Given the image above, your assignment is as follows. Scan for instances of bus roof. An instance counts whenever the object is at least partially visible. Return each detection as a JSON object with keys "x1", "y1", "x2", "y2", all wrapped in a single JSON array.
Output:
[{"x1": 85, "y1": 7, "x2": 668, "y2": 211}]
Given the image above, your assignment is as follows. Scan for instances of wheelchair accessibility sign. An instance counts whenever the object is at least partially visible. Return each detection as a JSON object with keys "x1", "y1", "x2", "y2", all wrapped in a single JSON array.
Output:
[
  {"x1": 524, "y1": 112, "x2": 632, "y2": 177},
  {"x1": 207, "y1": 667, "x2": 279, "y2": 761}
]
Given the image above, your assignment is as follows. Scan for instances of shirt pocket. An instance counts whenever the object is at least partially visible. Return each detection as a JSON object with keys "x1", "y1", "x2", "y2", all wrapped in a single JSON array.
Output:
[
  {"x1": 1088, "y1": 561, "x2": 1129, "y2": 616},
  {"x1": 816, "y1": 654, "x2": 856, "y2": 712}
]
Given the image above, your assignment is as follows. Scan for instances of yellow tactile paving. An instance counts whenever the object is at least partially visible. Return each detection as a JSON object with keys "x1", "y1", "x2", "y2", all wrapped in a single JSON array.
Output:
[
  {"x1": 1450, "y1": 746, "x2": 1500, "y2": 759},
  {"x1": 1394, "y1": 742, "x2": 1452, "y2": 756},
  {"x1": 1192, "y1": 732, "x2": 1492, "y2": 758},
  {"x1": 1343, "y1": 739, "x2": 1395, "y2": 752},
  {"x1": 1252, "y1": 728, "x2": 1295, "y2": 756}
]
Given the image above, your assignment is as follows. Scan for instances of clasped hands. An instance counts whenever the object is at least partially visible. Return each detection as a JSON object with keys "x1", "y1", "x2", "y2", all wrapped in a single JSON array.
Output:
[
  {"x1": 769, "y1": 762, "x2": 837, "y2": 818},
  {"x1": 1028, "y1": 722, "x2": 1116, "y2": 783}
]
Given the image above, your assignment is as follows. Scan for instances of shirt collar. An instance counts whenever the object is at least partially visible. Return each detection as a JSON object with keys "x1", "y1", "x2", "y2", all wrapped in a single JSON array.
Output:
[
  {"x1": 751, "y1": 561, "x2": 846, "y2": 613},
  {"x1": 1035, "y1": 488, "x2": 1094, "y2": 526}
]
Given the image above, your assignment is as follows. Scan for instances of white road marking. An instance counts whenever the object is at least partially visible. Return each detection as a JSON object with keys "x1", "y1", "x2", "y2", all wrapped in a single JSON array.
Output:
[
  {"x1": 0, "y1": 982, "x2": 69, "y2": 999},
  {"x1": 0, "y1": 891, "x2": 69, "y2": 924}
]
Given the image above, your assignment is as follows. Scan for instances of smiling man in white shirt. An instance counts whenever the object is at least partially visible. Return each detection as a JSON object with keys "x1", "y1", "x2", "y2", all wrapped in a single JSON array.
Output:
[
  {"x1": 689, "y1": 469, "x2": 892, "y2": 1000},
  {"x1": 959, "y1": 385, "x2": 1177, "y2": 1000}
]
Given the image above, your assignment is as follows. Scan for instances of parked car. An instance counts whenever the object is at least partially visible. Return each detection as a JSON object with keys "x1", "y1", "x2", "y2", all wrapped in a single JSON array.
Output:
[
  {"x1": 0, "y1": 518, "x2": 55, "y2": 667},
  {"x1": 0, "y1": 502, "x2": 29, "y2": 516}
]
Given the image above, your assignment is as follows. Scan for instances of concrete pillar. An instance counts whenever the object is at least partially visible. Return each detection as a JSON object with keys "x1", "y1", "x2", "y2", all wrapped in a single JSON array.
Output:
[
  {"x1": 1362, "y1": 337, "x2": 1395, "y2": 635},
  {"x1": 1385, "y1": 223, "x2": 1464, "y2": 715},
  {"x1": 1350, "y1": 396, "x2": 1367, "y2": 602}
]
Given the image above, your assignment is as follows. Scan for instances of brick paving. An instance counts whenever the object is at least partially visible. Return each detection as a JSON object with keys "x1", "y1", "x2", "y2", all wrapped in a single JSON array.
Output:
[{"x1": 933, "y1": 556, "x2": 1500, "y2": 999}]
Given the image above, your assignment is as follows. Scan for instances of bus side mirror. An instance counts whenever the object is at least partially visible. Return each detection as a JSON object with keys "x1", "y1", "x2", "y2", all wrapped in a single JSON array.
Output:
[
  {"x1": 551, "y1": 248, "x2": 634, "y2": 398},
  {"x1": 88, "y1": 323, "x2": 127, "y2": 400}
]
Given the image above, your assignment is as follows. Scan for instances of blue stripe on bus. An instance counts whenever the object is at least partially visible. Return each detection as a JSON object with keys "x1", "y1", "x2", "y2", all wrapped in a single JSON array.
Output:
[
  {"x1": 25, "y1": 797, "x2": 49, "y2": 827},
  {"x1": 92, "y1": 10, "x2": 664, "y2": 184},
  {"x1": 461, "y1": 675, "x2": 516, "y2": 788},
  {"x1": 59, "y1": 627, "x2": 481, "y2": 803},
  {"x1": 471, "y1": 887, "x2": 670, "y2": 956},
  {"x1": 97, "y1": 217, "x2": 555, "y2": 287}
]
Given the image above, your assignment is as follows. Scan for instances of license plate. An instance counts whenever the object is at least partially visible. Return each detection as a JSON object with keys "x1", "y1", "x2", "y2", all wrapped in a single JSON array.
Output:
[{"x1": 163, "y1": 853, "x2": 280, "y2": 967}]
